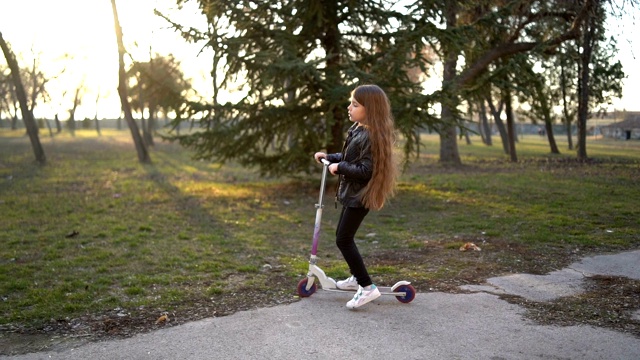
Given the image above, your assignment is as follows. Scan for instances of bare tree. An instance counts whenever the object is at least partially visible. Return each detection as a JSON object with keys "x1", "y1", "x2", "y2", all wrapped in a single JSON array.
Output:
[
  {"x1": 110, "y1": 0, "x2": 151, "y2": 164},
  {"x1": 0, "y1": 32, "x2": 46, "y2": 164},
  {"x1": 66, "y1": 80, "x2": 88, "y2": 136},
  {"x1": 94, "y1": 88, "x2": 102, "y2": 136},
  {"x1": 25, "y1": 50, "x2": 67, "y2": 137}
]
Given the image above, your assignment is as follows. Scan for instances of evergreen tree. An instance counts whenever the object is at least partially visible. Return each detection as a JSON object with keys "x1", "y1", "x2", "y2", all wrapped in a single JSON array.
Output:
[{"x1": 164, "y1": 0, "x2": 429, "y2": 176}]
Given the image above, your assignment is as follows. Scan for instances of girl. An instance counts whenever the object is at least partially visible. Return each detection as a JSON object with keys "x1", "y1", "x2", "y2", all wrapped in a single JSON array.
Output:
[{"x1": 314, "y1": 84, "x2": 397, "y2": 309}]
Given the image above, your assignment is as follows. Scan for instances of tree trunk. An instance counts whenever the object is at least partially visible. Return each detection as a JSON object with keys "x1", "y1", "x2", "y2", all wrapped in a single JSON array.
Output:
[
  {"x1": 463, "y1": 130, "x2": 471, "y2": 145},
  {"x1": 68, "y1": 110, "x2": 76, "y2": 136},
  {"x1": 94, "y1": 93, "x2": 102, "y2": 136},
  {"x1": 45, "y1": 116, "x2": 53, "y2": 138},
  {"x1": 0, "y1": 32, "x2": 46, "y2": 165},
  {"x1": 141, "y1": 118, "x2": 149, "y2": 146},
  {"x1": 138, "y1": 82, "x2": 153, "y2": 147},
  {"x1": 55, "y1": 114, "x2": 62, "y2": 133},
  {"x1": 504, "y1": 87, "x2": 517, "y2": 162},
  {"x1": 565, "y1": 119, "x2": 573, "y2": 148},
  {"x1": 464, "y1": 107, "x2": 472, "y2": 145},
  {"x1": 439, "y1": 1, "x2": 461, "y2": 165},
  {"x1": 577, "y1": 9, "x2": 596, "y2": 161},
  {"x1": 486, "y1": 95, "x2": 509, "y2": 154},
  {"x1": 111, "y1": 0, "x2": 151, "y2": 164},
  {"x1": 145, "y1": 106, "x2": 156, "y2": 147},
  {"x1": 534, "y1": 79, "x2": 560, "y2": 154},
  {"x1": 560, "y1": 63, "x2": 574, "y2": 150},
  {"x1": 479, "y1": 100, "x2": 492, "y2": 146},
  {"x1": 544, "y1": 117, "x2": 560, "y2": 154},
  {"x1": 322, "y1": 1, "x2": 344, "y2": 154}
]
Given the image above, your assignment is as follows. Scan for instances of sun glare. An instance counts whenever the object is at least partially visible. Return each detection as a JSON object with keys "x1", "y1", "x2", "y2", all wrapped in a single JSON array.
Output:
[{"x1": 0, "y1": 0, "x2": 208, "y2": 120}]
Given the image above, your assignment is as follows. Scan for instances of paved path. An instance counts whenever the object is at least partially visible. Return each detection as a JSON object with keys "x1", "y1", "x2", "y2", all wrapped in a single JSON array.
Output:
[{"x1": 2, "y1": 250, "x2": 640, "y2": 360}]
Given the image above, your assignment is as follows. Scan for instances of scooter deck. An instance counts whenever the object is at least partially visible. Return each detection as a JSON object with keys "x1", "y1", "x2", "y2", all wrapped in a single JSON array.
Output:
[{"x1": 319, "y1": 286, "x2": 407, "y2": 296}]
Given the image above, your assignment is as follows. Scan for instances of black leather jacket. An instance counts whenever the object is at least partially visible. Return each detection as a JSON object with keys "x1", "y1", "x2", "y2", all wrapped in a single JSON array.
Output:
[{"x1": 326, "y1": 123, "x2": 372, "y2": 208}]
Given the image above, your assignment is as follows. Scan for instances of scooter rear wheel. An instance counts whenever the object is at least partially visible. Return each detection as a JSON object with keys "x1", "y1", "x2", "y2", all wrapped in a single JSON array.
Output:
[
  {"x1": 394, "y1": 284, "x2": 416, "y2": 303},
  {"x1": 297, "y1": 278, "x2": 317, "y2": 297}
]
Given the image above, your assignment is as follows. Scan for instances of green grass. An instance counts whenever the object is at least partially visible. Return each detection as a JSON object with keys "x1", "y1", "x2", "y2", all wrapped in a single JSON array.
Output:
[{"x1": 0, "y1": 129, "x2": 639, "y2": 329}]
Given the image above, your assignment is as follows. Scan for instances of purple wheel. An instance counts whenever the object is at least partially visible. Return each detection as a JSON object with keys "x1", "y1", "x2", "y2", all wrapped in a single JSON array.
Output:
[
  {"x1": 297, "y1": 277, "x2": 317, "y2": 297},
  {"x1": 394, "y1": 284, "x2": 416, "y2": 303}
]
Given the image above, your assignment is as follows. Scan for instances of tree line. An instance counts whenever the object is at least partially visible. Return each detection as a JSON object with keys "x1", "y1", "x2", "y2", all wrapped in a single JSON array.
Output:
[
  {"x1": 0, "y1": 0, "x2": 633, "y2": 173},
  {"x1": 161, "y1": 0, "x2": 629, "y2": 175}
]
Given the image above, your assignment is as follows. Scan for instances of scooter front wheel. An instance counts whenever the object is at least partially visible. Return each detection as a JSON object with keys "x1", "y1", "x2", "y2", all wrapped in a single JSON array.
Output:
[
  {"x1": 297, "y1": 278, "x2": 317, "y2": 297},
  {"x1": 394, "y1": 284, "x2": 416, "y2": 303}
]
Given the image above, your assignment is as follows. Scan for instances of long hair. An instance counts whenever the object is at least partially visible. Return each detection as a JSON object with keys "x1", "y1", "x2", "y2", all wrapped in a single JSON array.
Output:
[{"x1": 352, "y1": 84, "x2": 398, "y2": 210}]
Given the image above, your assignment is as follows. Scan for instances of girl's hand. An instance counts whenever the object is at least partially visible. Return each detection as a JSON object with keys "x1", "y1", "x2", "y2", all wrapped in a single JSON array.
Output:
[
  {"x1": 328, "y1": 163, "x2": 339, "y2": 175},
  {"x1": 314, "y1": 152, "x2": 327, "y2": 163}
]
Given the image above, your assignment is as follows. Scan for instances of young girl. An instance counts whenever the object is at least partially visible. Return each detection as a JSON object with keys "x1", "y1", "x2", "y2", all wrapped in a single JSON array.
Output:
[{"x1": 314, "y1": 84, "x2": 397, "y2": 309}]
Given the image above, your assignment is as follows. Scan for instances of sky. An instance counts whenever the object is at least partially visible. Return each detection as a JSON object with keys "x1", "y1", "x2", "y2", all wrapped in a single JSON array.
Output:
[{"x1": 0, "y1": 0, "x2": 638, "y2": 120}]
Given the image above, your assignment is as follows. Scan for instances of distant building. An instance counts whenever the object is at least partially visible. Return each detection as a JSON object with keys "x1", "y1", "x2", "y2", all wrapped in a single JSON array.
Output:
[{"x1": 600, "y1": 112, "x2": 640, "y2": 140}]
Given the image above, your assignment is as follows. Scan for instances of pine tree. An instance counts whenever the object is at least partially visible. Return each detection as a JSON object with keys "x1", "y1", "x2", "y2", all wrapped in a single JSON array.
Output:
[{"x1": 165, "y1": 0, "x2": 429, "y2": 176}]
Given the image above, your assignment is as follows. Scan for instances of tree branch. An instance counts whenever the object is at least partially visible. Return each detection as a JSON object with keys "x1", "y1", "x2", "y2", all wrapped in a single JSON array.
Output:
[{"x1": 455, "y1": 0, "x2": 594, "y2": 89}]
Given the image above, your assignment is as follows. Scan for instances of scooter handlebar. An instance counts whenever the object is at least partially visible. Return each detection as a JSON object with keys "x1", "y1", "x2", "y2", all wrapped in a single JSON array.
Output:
[{"x1": 320, "y1": 158, "x2": 330, "y2": 166}]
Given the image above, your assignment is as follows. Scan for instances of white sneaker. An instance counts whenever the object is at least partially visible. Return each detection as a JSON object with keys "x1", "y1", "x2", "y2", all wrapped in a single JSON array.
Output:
[
  {"x1": 346, "y1": 285, "x2": 381, "y2": 309},
  {"x1": 336, "y1": 275, "x2": 359, "y2": 290}
]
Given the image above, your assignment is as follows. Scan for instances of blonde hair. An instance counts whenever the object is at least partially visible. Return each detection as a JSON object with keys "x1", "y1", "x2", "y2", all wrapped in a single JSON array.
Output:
[{"x1": 352, "y1": 84, "x2": 398, "y2": 210}]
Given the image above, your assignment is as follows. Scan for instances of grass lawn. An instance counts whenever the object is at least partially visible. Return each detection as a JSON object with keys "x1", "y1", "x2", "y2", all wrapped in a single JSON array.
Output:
[{"x1": 1, "y1": 129, "x2": 639, "y2": 339}]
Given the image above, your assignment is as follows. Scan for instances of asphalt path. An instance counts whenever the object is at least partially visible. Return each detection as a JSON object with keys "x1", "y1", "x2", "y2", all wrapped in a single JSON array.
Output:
[{"x1": 2, "y1": 250, "x2": 639, "y2": 360}]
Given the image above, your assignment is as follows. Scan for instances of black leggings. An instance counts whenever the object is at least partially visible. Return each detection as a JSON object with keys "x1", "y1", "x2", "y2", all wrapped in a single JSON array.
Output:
[{"x1": 335, "y1": 206, "x2": 372, "y2": 287}]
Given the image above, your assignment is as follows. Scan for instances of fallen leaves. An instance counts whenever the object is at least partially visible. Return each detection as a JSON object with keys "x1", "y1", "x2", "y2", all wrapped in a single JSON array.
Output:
[
  {"x1": 459, "y1": 242, "x2": 481, "y2": 252},
  {"x1": 156, "y1": 314, "x2": 169, "y2": 325}
]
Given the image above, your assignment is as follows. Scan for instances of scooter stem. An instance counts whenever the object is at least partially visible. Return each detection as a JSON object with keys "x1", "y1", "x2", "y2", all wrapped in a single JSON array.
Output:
[{"x1": 311, "y1": 159, "x2": 330, "y2": 256}]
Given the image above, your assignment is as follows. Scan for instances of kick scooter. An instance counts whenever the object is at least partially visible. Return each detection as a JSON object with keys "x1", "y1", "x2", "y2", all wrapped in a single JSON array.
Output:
[{"x1": 296, "y1": 159, "x2": 416, "y2": 303}]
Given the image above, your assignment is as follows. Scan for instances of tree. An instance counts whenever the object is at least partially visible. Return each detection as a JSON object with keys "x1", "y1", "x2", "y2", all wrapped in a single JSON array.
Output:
[
  {"x1": 540, "y1": 4, "x2": 624, "y2": 154},
  {"x1": 0, "y1": 32, "x2": 46, "y2": 164},
  {"x1": 548, "y1": 42, "x2": 580, "y2": 150},
  {"x1": 577, "y1": 3, "x2": 599, "y2": 160},
  {"x1": 162, "y1": 0, "x2": 430, "y2": 176},
  {"x1": 23, "y1": 50, "x2": 67, "y2": 137},
  {"x1": 94, "y1": 89, "x2": 102, "y2": 136},
  {"x1": 528, "y1": 70, "x2": 561, "y2": 155},
  {"x1": 110, "y1": 0, "x2": 151, "y2": 164},
  {"x1": 66, "y1": 80, "x2": 86, "y2": 136},
  {"x1": 422, "y1": 0, "x2": 599, "y2": 164},
  {"x1": 506, "y1": 54, "x2": 562, "y2": 155},
  {"x1": 127, "y1": 55, "x2": 192, "y2": 147},
  {"x1": 0, "y1": 64, "x2": 15, "y2": 121},
  {"x1": 429, "y1": 0, "x2": 633, "y2": 164},
  {"x1": 486, "y1": 88, "x2": 509, "y2": 154},
  {"x1": 577, "y1": 3, "x2": 624, "y2": 159},
  {"x1": 25, "y1": 54, "x2": 50, "y2": 121},
  {"x1": 437, "y1": 0, "x2": 462, "y2": 164}
]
